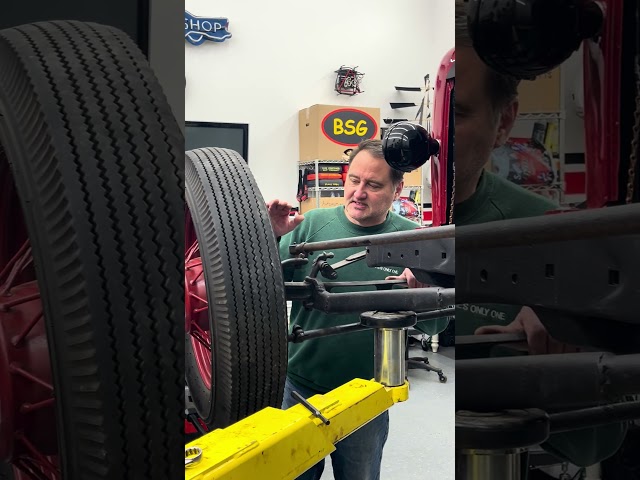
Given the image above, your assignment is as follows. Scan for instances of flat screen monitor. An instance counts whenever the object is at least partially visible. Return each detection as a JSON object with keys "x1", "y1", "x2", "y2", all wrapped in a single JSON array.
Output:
[{"x1": 185, "y1": 122, "x2": 248, "y2": 162}]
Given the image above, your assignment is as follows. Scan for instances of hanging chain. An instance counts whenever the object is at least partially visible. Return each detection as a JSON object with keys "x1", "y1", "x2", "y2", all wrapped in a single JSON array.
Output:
[
  {"x1": 448, "y1": 162, "x2": 456, "y2": 224},
  {"x1": 448, "y1": 85, "x2": 455, "y2": 224},
  {"x1": 626, "y1": 56, "x2": 640, "y2": 204}
]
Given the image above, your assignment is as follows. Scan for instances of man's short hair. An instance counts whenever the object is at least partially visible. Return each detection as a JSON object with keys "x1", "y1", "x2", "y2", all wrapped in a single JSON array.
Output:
[
  {"x1": 455, "y1": 0, "x2": 520, "y2": 114},
  {"x1": 349, "y1": 139, "x2": 404, "y2": 186}
]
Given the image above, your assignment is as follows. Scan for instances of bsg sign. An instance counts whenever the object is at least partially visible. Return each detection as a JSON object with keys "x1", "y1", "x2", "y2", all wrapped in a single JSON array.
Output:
[{"x1": 321, "y1": 109, "x2": 378, "y2": 146}]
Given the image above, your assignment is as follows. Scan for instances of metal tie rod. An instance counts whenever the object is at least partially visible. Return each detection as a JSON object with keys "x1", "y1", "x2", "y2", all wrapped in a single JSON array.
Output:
[
  {"x1": 550, "y1": 400, "x2": 640, "y2": 434},
  {"x1": 289, "y1": 224, "x2": 455, "y2": 255},
  {"x1": 456, "y1": 203, "x2": 640, "y2": 251}
]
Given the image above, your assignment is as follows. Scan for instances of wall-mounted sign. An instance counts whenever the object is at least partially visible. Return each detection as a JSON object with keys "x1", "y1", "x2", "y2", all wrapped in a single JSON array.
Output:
[
  {"x1": 185, "y1": 11, "x2": 232, "y2": 46},
  {"x1": 334, "y1": 66, "x2": 365, "y2": 96},
  {"x1": 321, "y1": 108, "x2": 378, "y2": 146}
]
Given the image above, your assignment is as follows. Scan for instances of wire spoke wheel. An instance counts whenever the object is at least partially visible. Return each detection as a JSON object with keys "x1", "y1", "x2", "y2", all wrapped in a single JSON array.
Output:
[
  {"x1": 0, "y1": 21, "x2": 183, "y2": 479},
  {"x1": 184, "y1": 225, "x2": 212, "y2": 389},
  {"x1": 184, "y1": 147, "x2": 288, "y2": 429}
]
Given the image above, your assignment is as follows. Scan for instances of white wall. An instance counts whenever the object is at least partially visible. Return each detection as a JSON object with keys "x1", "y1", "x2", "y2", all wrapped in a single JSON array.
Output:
[{"x1": 185, "y1": 0, "x2": 454, "y2": 203}]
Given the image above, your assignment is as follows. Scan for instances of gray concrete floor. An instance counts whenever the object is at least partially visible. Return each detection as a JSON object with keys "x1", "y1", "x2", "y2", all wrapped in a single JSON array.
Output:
[{"x1": 320, "y1": 344, "x2": 456, "y2": 479}]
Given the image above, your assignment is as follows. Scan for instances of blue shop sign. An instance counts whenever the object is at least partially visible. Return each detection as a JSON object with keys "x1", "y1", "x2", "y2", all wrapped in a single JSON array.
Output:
[{"x1": 185, "y1": 11, "x2": 232, "y2": 46}]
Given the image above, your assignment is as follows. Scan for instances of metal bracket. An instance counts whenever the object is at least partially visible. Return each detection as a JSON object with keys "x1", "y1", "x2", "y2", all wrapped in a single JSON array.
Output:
[
  {"x1": 455, "y1": 205, "x2": 640, "y2": 350},
  {"x1": 366, "y1": 237, "x2": 454, "y2": 287},
  {"x1": 457, "y1": 235, "x2": 640, "y2": 324}
]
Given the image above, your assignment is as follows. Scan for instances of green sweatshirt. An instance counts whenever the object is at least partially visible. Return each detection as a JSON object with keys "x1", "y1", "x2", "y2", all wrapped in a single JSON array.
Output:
[
  {"x1": 456, "y1": 170, "x2": 626, "y2": 467},
  {"x1": 279, "y1": 206, "x2": 417, "y2": 393}
]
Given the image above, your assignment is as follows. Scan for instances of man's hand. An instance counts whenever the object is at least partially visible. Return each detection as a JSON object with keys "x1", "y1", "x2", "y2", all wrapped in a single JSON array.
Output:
[
  {"x1": 266, "y1": 199, "x2": 304, "y2": 238},
  {"x1": 385, "y1": 268, "x2": 428, "y2": 288},
  {"x1": 474, "y1": 306, "x2": 581, "y2": 355}
]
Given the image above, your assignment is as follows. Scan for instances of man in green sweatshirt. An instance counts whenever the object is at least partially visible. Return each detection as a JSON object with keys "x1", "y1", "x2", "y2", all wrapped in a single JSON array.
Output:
[
  {"x1": 268, "y1": 139, "x2": 419, "y2": 480},
  {"x1": 453, "y1": 0, "x2": 626, "y2": 471},
  {"x1": 453, "y1": 24, "x2": 559, "y2": 341}
]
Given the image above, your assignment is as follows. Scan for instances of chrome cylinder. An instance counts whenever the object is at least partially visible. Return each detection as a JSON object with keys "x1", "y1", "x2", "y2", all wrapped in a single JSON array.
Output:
[
  {"x1": 456, "y1": 449, "x2": 527, "y2": 480},
  {"x1": 373, "y1": 328, "x2": 406, "y2": 386}
]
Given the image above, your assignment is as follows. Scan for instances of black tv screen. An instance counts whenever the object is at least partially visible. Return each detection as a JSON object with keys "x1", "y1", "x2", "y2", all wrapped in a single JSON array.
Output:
[{"x1": 185, "y1": 122, "x2": 249, "y2": 162}]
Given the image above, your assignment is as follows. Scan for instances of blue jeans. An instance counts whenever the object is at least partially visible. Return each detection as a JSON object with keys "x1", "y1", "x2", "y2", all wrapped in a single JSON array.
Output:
[{"x1": 282, "y1": 377, "x2": 389, "y2": 480}]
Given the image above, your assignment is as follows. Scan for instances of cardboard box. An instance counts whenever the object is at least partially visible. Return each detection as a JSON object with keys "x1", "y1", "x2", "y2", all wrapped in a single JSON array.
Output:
[
  {"x1": 299, "y1": 104, "x2": 380, "y2": 161},
  {"x1": 517, "y1": 69, "x2": 561, "y2": 113},
  {"x1": 403, "y1": 167, "x2": 423, "y2": 188},
  {"x1": 299, "y1": 190, "x2": 345, "y2": 214}
]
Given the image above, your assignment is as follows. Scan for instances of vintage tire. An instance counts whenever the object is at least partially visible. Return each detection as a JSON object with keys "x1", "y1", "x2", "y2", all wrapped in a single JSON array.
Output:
[
  {"x1": 0, "y1": 22, "x2": 184, "y2": 479},
  {"x1": 185, "y1": 147, "x2": 288, "y2": 429},
  {"x1": 0, "y1": 464, "x2": 12, "y2": 480}
]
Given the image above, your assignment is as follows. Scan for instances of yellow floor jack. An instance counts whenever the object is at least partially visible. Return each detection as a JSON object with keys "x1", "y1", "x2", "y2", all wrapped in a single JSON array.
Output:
[{"x1": 184, "y1": 310, "x2": 417, "y2": 480}]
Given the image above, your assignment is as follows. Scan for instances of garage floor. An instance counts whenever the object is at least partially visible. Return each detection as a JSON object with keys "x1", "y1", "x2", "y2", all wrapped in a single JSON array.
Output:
[{"x1": 320, "y1": 344, "x2": 456, "y2": 480}]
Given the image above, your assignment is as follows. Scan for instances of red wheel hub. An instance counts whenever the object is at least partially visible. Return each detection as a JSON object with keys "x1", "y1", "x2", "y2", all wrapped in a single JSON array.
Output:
[{"x1": 185, "y1": 209, "x2": 213, "y2": 391}]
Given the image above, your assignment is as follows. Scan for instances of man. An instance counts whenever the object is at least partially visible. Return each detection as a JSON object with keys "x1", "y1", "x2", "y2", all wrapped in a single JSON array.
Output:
[
  {"x1": 453, "y1": 1, "x2": 559, "y2": 342},
  {"x1": 453, "y1": 0, "x2": 626, "y2": 470},
  {"x1": 268, "y1": 139, "x2": 418, "y2": 480},
  {"x1": 387, "y1": 7, "x2": 559, "y2": 346}
]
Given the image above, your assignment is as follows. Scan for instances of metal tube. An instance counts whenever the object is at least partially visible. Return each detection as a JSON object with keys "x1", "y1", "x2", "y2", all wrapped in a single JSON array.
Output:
[
  {"x1": 456, "y1": 353, "x2": 640, "y2": 411},
  {"x1": 283, "y1": 279, "x2": 407, "y2": 301},
  {"x1": 456, "y1": 332, "x2": 527, "y2": 346},
  {"x1": 456, "y1": 449, "x2": 526, "y2": 480},
  {"x1": 284, "y1": 282, "x2": 314, "y2": 301},
  {"x1": 550, "y1": 400, "x2": 640, "y2": 434},
  {"x1": 416, "y1": 307, "x2": 456, "y2": 321},
  {"x1": 288, "y1": 224, "x2": 455, "y2": 255},
  {"x1": 287, "y1": 323, "x2": 371, "y2": 343},
  {"x1": 374, "y1": 328, "x2": 406, "y2": 387},
  {"x1": 186, "y1": 413, "x2": 207, "y2": 435},
  {"x1": 603, "y1": 354, "x2": 640, "y2": 397},
  {"x1": 456, "y1": 203, "x2": 640, "y2": 251},
  {"x1": 314, "y1": 287, "x2": 455, "y2": 314}
]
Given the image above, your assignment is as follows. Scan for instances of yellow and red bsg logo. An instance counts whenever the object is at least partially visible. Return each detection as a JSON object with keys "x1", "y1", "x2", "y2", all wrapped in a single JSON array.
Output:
[{"x1": 321, "y1": 109, "x2": 378, "y2": 146}]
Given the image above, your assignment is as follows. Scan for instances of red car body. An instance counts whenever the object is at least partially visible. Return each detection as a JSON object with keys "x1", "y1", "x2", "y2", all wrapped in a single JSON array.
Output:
[{"x1": 430, "y1": 48, "x2": 455, "y2": 226}]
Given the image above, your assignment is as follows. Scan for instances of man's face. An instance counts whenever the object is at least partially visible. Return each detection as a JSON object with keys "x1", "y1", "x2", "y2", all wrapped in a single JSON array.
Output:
[
  {"x1": 344, "y1": 151, "x2": 402, "y2": 227},
  {"x1": 455, "y1": 46, "x2": 516, "y2": 198}
]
